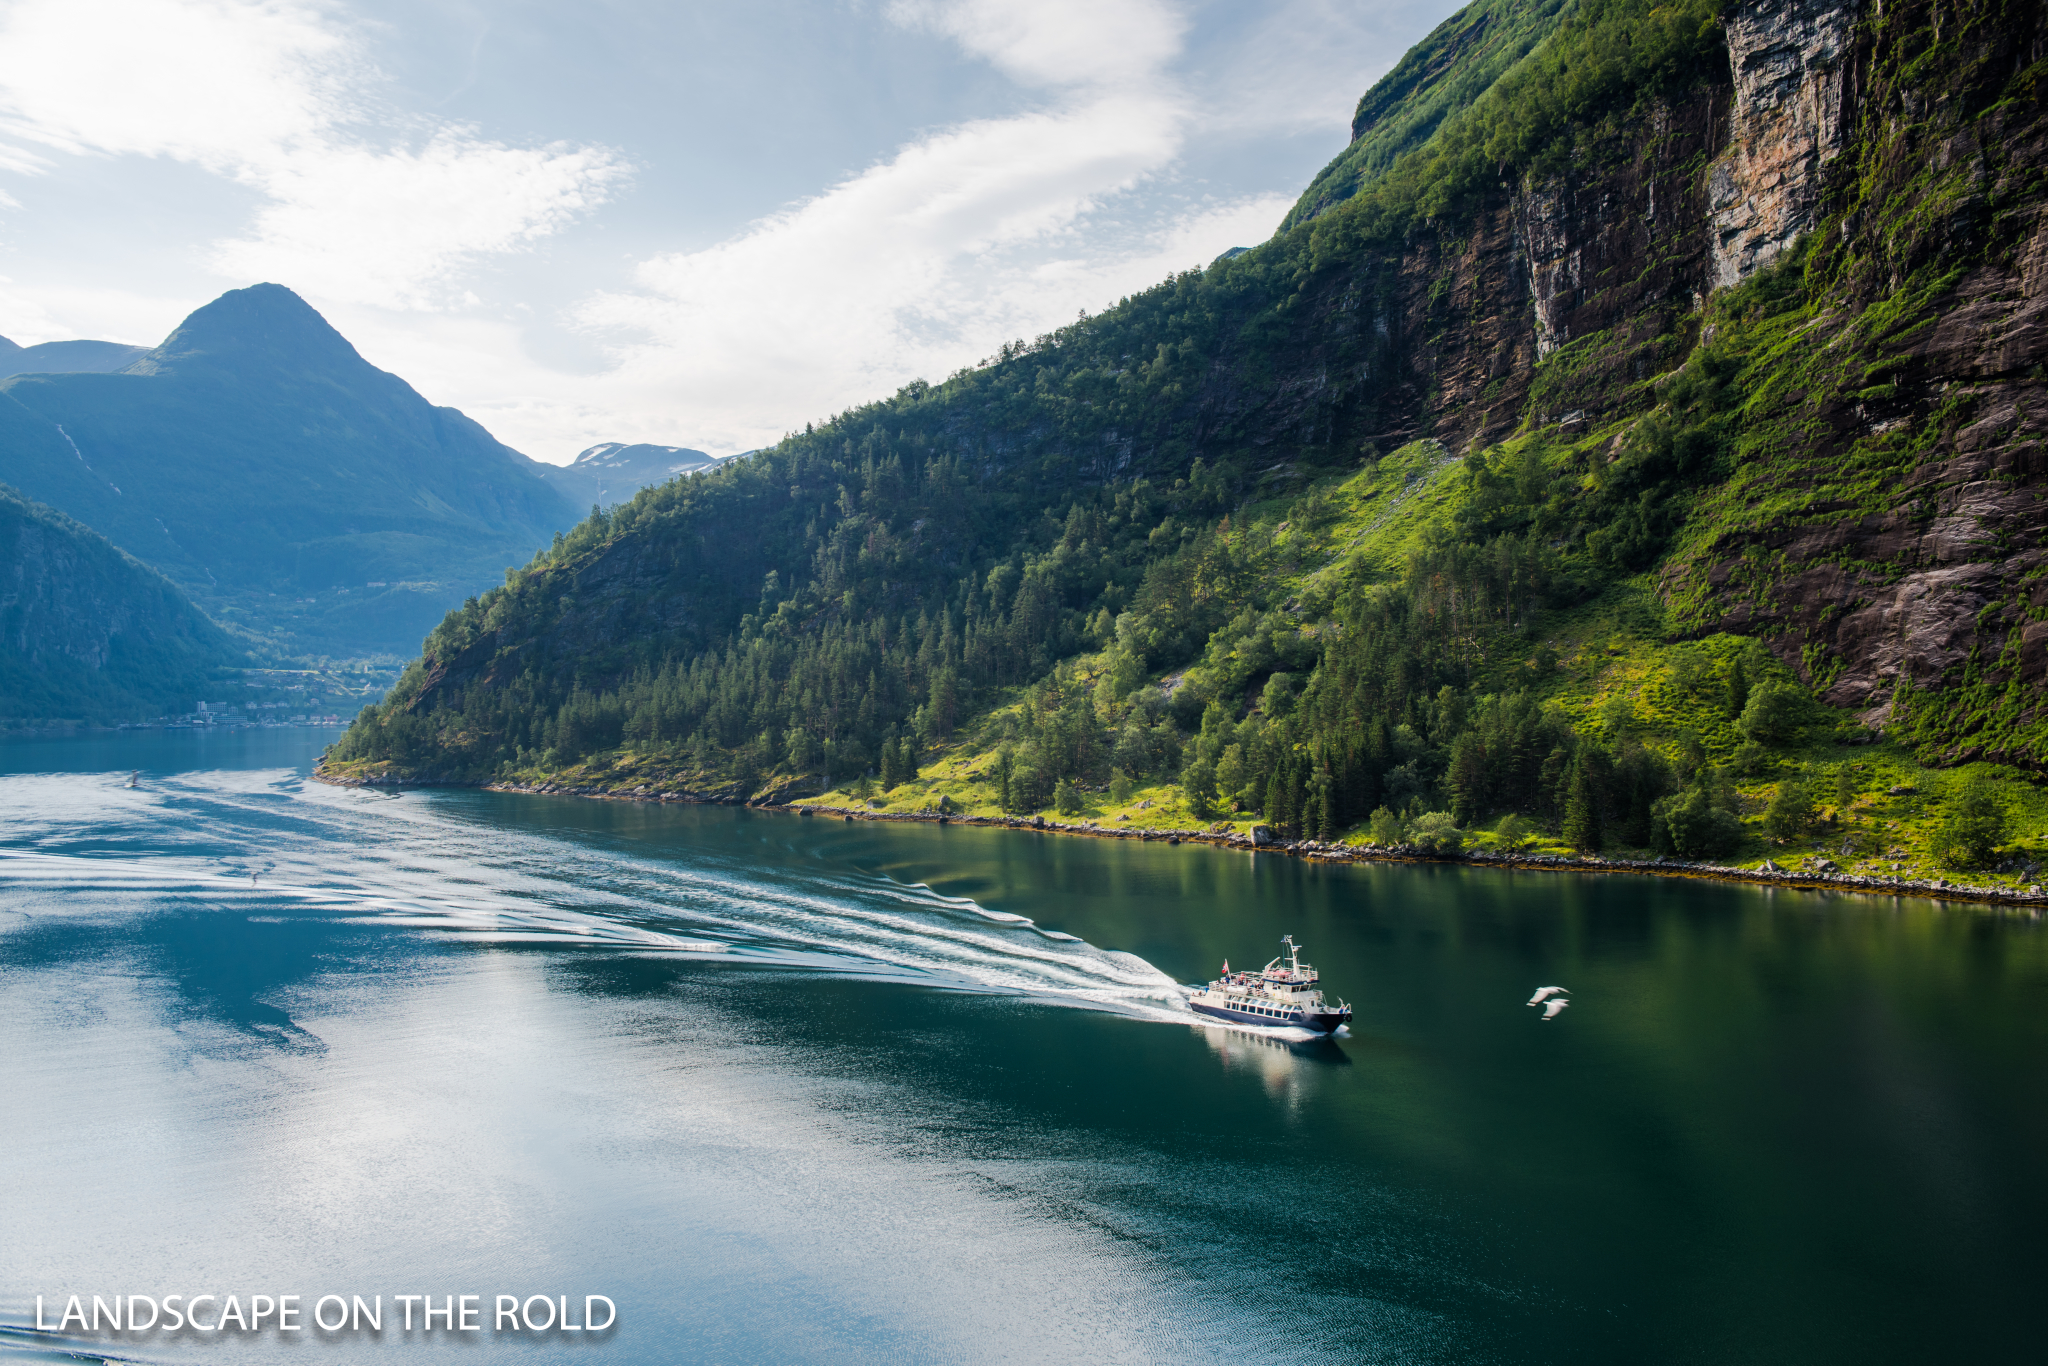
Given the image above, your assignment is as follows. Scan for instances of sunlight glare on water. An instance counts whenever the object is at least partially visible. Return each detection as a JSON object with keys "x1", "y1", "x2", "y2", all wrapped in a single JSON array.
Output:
[{"x1": 2, "y1": 729, "x2": 2046, "y2": 1365}]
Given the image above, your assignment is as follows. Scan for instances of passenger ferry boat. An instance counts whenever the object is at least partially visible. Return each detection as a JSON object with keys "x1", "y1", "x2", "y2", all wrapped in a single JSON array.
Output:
[{"x1": 1188, "y1": 936, "x2": 1352, "y2": 1034}]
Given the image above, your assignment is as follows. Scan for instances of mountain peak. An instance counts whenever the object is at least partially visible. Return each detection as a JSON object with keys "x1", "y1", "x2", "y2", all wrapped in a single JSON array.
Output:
[
  {"x1": 540, "y1": 441, "x2": 720, "y2": 509},
  {"x1": 134, "y1": 283, "x2": 368, "y2": 378},
  {"x1": 571, "y1": 441, "x2": 714, "y2": 471}
]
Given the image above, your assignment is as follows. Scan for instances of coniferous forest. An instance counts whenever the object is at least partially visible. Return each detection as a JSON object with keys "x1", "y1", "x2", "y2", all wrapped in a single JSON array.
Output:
[{"x1": 330, "y1": 0, "x2": 2048, "y2": 881}]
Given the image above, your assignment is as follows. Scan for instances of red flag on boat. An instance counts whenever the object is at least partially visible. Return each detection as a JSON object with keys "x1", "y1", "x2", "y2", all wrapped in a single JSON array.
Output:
[{"x1": 1221, "y1": 959, "x2": 1229, "y2": 975}]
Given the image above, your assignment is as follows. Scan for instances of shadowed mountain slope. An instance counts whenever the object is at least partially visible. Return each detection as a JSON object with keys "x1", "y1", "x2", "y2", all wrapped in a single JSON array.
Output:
[
  {"x1": 0, "y1": 285, "x2": 579, "y2": 657},
  {"x1": 0, "y1": 481, "x2": 241, "y2": 722},
  {"x1": 0, "y1": 336, "x2": 149, "y2": 377}
]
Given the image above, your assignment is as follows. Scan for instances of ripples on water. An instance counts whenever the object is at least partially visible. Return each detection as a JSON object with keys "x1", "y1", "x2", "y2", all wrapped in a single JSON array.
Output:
[
  {"x1": 6, "y1": 737, "x2": 2046, "y2": 1365},
  {"x1": 0, "y1": 754, "x2": 1384, "y2": 1365},
  {"x1": 0, "y1": 764, "x2": 1192, "y2": 1018}
]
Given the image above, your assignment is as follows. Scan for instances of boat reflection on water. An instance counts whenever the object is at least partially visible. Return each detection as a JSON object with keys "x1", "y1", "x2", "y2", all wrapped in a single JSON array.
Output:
[{"x1": 1198, "y1": 1020, "x2": 1351, "y2": 1106}]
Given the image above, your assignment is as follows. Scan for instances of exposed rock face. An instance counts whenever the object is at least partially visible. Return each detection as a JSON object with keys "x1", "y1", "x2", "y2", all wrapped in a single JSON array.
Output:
[
  {"x1": 1682, "y1": 218, "x2": 2048, "y2": 746},
  {"x1": 1668, "y1": 0, "x2": 2048, "y2": 761},
  {"x1": 1188, "y1": 88, "x2": 1726, "y2": 463},
  {"x1": 1707, "y1": 0, "x2": 1859, "y2": 287},
  {"x1": 1512, "y1": 98, "x2": 1724, "y2": 375},
  {"x1": 1225, "y1": 0, "x2": 1853, "y2": 455}
]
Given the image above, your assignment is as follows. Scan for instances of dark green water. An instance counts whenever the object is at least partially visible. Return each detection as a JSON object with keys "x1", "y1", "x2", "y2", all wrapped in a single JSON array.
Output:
[{"x1": 2, "y1": 730, "x2": 2044, "y2": 1363}]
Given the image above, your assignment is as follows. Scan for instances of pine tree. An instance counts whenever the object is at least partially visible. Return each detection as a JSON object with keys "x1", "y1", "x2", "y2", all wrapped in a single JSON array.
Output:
[
  {"x1": 1563, "y1": 762, "x2": 1602, "y2": 851},
  {"x1": 1929, "y1": 773, "x2": 2007, "y2": 869},
  {"x1": 1726, "y1": 655, "x2": 1750, "y2": 720},
  {"x1": 1183, "y1": 756, "x2": 1217, "y2": 820}
]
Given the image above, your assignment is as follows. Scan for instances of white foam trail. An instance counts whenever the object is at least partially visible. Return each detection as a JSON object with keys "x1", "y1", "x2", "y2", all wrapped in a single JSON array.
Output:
[
  {"x1": 0, "y1": 768, "x2": 1194, "y2": 1023},
  {"x1": 0, "y1": 850, "x2": 724, "y2": 953}
]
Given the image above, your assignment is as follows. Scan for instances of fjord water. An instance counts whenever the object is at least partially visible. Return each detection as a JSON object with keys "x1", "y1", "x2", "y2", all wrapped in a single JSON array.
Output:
[{"x1": 2, "y1": 734, "x2": 2044, "y2": 1365}]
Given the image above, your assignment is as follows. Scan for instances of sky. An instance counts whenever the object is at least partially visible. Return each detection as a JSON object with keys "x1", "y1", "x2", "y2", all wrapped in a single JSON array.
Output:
[{"x1": 0, "y1": 0, "x2": 1460, "y2": 463}]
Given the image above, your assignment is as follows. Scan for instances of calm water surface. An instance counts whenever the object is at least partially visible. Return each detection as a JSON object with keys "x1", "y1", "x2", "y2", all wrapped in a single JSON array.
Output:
[{"x1": 1, "y1": 730, "x2": 2044, "y2": 1364}]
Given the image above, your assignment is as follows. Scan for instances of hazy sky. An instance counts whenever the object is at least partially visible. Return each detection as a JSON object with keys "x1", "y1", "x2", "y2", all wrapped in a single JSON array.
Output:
[{"x1": 0, "y1": 0, "x2": 1458, "y2": 462}]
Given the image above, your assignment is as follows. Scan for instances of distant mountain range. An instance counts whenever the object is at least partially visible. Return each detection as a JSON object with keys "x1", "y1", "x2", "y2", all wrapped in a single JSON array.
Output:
[
  {"x1": 0, "y1": 335, "x2": 149, "y2": 378},
  {"x1": 541, "y1": 441, "x2": 726, "y2": 510},
  {"x1": 0, "y1": 480, "x2": 241, "y2": 722},
  {"x1": 0, "y1": 284, "x2": 581, "y2": 657}
]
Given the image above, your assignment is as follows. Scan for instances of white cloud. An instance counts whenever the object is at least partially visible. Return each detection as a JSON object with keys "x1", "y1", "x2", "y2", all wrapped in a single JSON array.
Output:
[
  {"x1": 888, "y1": 0, "x2": 1187, "y2": 89},
  {"x1": 0, "y1": 0, "x2": 625, "y2": 309},
  {"x1": 0, "y1": 276, "x2": 193, "y2": 347},
  {"x1": 0, "y1": 0, "x2": 1406, "y2": 460},
  {"x1": 565, "y1": 0, "x2": 1291, "y2": 456},
  {"x1": 213, "y1": 132, "x2": 626, "y2": 308}
]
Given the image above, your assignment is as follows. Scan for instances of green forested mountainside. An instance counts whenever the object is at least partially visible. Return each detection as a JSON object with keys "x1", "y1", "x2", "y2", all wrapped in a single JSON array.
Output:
[
  {"x1": 331, "y1": 0, "x2": 2048, "y2": 886},
  {"x1": 0, "y1": 285, "x2": 579, "y2": 659},
  {"x1": 1284, "y1": 0, "x2": 1725, "y2": 242},
  {"x1": 1278, "y1": 0, "x2": 1572, "y2": 233},
  {"x1": 0, "y1": 482, "x2": 242, "y2": 722}
]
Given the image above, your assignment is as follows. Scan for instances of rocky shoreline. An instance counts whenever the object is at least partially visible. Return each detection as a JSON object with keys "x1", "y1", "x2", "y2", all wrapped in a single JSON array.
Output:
[{"x1": 314, "y1": 764, "x2": 2048, "y2": 914}]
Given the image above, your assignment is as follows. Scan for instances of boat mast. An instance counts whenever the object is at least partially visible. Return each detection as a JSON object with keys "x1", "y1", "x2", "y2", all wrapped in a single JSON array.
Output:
[{"x1": 1282, "y1": 935, "x2": 1304, "y2": 976}]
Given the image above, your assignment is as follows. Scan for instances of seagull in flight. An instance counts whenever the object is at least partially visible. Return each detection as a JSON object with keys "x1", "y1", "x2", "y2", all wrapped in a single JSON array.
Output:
[
  {"x1": 1541, "y1": 998, "x2": 1570, "y2": 1021},
  {"x1": 1527, "y1": 986, "x2": 1569, "y2": 1007}
]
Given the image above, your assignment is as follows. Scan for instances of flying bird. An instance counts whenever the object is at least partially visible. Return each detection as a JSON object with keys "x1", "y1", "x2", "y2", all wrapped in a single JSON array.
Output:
[
  {"x1": 1541, "y1": 998, "x2": 1570, "y2": 1021},
  {"x1": 1527, "y1": 986, "x2": 1569, "y2": 1007}
]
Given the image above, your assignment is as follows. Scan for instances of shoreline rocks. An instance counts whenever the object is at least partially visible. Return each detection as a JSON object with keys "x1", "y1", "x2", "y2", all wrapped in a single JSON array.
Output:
[{"x1": 309, "y1": 763, "x2": 2047, "y2": 913}]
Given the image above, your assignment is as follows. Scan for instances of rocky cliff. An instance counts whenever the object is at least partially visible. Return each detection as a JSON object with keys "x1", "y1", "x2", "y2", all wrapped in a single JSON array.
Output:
[
  {"x1": 1663, "y1": 0, "x2": 2048, "y2": 762},
  {"x1": 1267, "y1": 0, "x2": 2048, "y2": 762},
  {"x1": 1708, "y1": 0, "x2": 1858, "y2": 286}
]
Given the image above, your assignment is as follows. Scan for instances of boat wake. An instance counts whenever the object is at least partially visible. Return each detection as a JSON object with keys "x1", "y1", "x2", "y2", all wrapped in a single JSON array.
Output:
[{"x1": 0, "y1": 767, "x2": 1192, "y2": 1024}]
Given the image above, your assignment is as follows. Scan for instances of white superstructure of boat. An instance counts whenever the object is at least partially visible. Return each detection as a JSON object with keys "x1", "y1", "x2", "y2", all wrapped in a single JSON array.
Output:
[{"x1": 1188, "y1": 935, "x2": 1351, "y2": 1034}]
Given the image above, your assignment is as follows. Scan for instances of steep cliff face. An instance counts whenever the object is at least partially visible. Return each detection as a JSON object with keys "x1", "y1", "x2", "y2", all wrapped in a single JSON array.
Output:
[
  {"x1": 1664, "y1": 0, "x2": 2048, "y2": 762},
  {"x1": 1708, "y1": 0, "x2": 1859, "y2": 286},
  {"x1": 1285, "y1": 0, "x2": 2048, "y2": 764},
  {"x1": 1121, "y1": 79, "x2": 1730, "y2": 468},
  {"x1": 1461, "y1": 91, "x2": 1723, "y2": 434}
]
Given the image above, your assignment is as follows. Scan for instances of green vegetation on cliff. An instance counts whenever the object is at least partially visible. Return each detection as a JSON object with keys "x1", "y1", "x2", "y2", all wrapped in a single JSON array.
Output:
[
  {"x1": 1281, "y1": 0, "x2": 1575, "y2": 231},
  {"x1": 1286, "y1": 0, "x2": 1727, "y2": 240},
  {"x1": 330, "y1": 0, "x2": 2048, "y2": 889}
]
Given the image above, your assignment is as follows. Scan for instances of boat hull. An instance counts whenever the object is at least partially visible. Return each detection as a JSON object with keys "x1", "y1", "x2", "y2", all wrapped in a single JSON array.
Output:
[{"x1": 1191, "y1": 999, "x2": 1351, "y2": 1034}]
